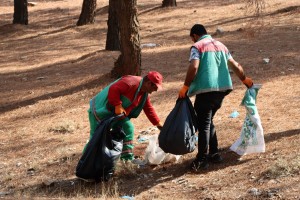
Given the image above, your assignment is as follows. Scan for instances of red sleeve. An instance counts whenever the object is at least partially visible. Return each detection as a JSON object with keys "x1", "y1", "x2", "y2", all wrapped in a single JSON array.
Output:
[
  {"x1": 107, "y1": 80, "x2": 131, "y2": 106},
  {"x1": 143, "y1": 97, "x2": 160, "y2": 125}
]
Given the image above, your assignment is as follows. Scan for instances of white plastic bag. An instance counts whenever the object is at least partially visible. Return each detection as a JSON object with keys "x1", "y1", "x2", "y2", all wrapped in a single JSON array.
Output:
[
  {"x1": 230, "y1": 84, "x2": 265, "y2": 155},
  {"x1": 144, "y1": 135, "x2": 181, "y2": 165}
]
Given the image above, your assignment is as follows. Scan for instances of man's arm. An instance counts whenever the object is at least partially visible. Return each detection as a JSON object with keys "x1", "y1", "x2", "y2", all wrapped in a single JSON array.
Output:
[
  {"x1": 178, "y1": 59, "x2": 199, "y2": 98},
  {"x1": 108, "y1": 81, "x2": 130, "y2": 106},
  {"x1": 108, "y1": 80, "x2": 131, "y2": 115},
  {"x1": 227, "y1": 58, "x2": 246, "y2": 80},
  {"x1": 227, "y1": 58, "x2": 253, "y2": 88},
  {"x1": 143, "y1": 97, "x2": 161, "y2": 127},
  {"x1": 184, "y1": 59, "x2": 200, "y2": 87}
]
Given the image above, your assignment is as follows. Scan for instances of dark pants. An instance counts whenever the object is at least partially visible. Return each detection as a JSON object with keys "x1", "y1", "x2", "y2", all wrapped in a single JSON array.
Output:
[{"x1": 194, "y1": 91, "x2": 228, "y2": 160}]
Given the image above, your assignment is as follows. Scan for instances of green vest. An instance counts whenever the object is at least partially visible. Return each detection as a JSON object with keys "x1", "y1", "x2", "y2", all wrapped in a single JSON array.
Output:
[
  {"x1": 188, "y1": 35, "x2": 233, "y2": 96},
  {"x1": 89, "y1": 78, "x2": 148, "y2": 120}
]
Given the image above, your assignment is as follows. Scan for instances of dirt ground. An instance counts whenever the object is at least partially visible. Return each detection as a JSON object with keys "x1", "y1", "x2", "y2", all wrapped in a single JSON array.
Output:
[{"x1": 0, "y1": 0, "x2": 299, "y2": 199}]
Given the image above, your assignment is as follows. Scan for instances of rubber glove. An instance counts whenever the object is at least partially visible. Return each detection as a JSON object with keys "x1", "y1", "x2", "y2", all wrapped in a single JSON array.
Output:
[
  {"x1": 242, "y1": 77, "x2": 254, "y2": 88},
  {"x1": 115, "y1": 104, "x2": 127, "y2": 115},
  {"x1": 156, "y1": 122, "x2": 163, "y2": 131},
  {"x1": 178, "y1": 85, "x2": 189, "y2": 98}
]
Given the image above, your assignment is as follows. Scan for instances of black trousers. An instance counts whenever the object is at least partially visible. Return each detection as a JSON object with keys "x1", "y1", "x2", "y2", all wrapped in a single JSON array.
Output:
[{"x1": 194, "y1": 91, "x2": 228, "y2": 160}]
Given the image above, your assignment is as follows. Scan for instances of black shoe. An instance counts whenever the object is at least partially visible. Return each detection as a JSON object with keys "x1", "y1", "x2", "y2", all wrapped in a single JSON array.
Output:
[
  {"x1": 190, "y1": 158, "x2": 209, "y2": 170},
  {"x1": 208, "y1": 153, "x2": 223, "y2": 163}
]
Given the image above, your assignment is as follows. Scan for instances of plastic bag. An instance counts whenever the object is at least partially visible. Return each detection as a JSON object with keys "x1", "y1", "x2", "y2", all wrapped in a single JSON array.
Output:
[
  {"x1": 144, "y1": 135, "x2": 181, "y2": 165},
  {"x1": 158, "y1": 97, "x2": 197, "y2": 155},
  {"x1": 76, "y1": 115, "x2": 125, "y2": 182},
  {"x1": 230, "y1": 84, "x2": 265, "y2": 155}
]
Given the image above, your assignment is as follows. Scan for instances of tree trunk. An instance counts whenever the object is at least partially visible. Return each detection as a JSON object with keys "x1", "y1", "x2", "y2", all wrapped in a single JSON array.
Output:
[
  {"x1": 111, "y1": 0, "x2": 141, "y2": 78},
  {"x1": 162, "y1": 0, "x2": 177, "y2": 7},
  {"x1": 77, "y1": 0, "x2": 97, "y2": 26},
  {"x1": 13, "y1": 0, "x2": 28, "y2": 25},
  {"x1": 105, "y1": 0, "x2": 120, "y2": 51}
]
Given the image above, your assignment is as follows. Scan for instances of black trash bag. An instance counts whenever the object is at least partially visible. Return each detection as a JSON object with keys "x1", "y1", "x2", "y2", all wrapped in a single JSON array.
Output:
[
  {"x1": 158, "y1": 97, "x2": 198, "y2": 155},
  {"x1": 76, "y1": 115, "x2": 125, "y2": 182}
]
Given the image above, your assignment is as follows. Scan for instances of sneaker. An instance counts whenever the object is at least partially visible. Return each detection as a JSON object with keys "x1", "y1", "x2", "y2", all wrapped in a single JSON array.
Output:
[
  {"x1": 190, "y1": 158, "x2": 209, "y2": 170},
  {"x1": 208, "y1": 153, "x2": 223, "y2": 163}
]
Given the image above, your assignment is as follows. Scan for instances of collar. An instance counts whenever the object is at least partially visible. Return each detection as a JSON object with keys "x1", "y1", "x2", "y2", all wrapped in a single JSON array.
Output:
[{"x1": 197, "y1": 34, "x2": 212, "y2": 42}]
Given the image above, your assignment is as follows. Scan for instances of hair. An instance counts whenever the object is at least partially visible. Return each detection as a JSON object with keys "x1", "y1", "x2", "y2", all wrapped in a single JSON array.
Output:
[{"x1": 190, "y1": 24, "x2": 207, "y2": 36}]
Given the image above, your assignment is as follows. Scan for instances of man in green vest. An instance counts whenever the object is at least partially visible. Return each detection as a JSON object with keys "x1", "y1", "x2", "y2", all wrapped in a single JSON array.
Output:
[
  {"x1": 178, "y1": 24, "x2": 254, "y2": 170},
  {"x1": 88, "y1": 71, "x2": 163, "y2": 161}
]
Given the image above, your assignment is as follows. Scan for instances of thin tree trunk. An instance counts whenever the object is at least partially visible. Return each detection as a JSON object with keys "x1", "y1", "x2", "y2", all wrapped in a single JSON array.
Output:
[
  {"x1": 111, "y1": 0, "x2": 141, "y2": 77},
  {"x1": 162, "y1": 0, "x2": 177, "y2": 7},
  {"x1": 13, "y1": 0, "x2": 28, "y2": 25},
  {"x1": 77, "y1": 0, "x2": 97, "y2": 26},
  {"x1": 105, "y1": 0, "x2": 120, "y2": 51}
]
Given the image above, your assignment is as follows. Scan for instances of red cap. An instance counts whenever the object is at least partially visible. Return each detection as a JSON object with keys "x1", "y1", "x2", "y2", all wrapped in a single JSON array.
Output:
[{"x1": 147, "y1": 71, "x2": 163, "y2": 90}]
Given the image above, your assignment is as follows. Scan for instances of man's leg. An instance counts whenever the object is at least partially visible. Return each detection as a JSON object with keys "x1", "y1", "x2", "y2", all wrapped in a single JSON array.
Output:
[
  {"x1": 208, "y1": 106, "x2": 221, "y2": 155},
  {"x1": 82, "y1": 110, "x2": 99, "y2": 152},
  {"x1": 195, "y1": 105, "x2": 212, "y2": 160},
  {"x1": 193, "y1": 93, "x2": 213, "y2": 169},
  {"x1": 208, "y1": 111, "x2": 223, "y2": 163},
  {"x1": 208, "y1": 92, "x2": 226, "y2": 162},
  {"x1": 88, "y1": 110, "x2": 99, "y2": 138},
  {"x1": 208, "y1": 120, "x2": 218, "y2": 155},
  {"x1": 113, "y1": 118, "x2": 135, "y2": 161},
  {"x1": 192, "y1": 92, "x2": 226, "y2": 169}
]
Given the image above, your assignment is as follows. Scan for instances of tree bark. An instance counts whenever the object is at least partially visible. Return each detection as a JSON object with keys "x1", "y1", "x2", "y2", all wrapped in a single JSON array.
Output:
[
  {"x1": 77, "y1": 0, "x2": 97, "y2": 26},
  {"x1": 162, "y1": 0, "x2": 177, "y2": 7},
  {"x1": 13, "y1": 0, "x2": 28, "y2": 25},
  {"x1": 111, "y1": 0, "x2": 141, "y2": 78},
  {"x1": 105, "y1": 0, "x2": 120, "y2": 51}
]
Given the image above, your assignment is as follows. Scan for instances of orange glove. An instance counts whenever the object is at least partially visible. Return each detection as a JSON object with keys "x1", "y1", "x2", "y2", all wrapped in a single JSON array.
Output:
[
  {"x1": 242, "y1": 77, "x2": 253, "y2": 88},
  {"x1": 115, "y1": 104, "x2": 127, "y2": 115},
  {"x1": 156, "y1": 122, "x2": 163, "y2": 131},
  {"x1": 178, "y1": 85, "x2": 189, "y2": 98}
]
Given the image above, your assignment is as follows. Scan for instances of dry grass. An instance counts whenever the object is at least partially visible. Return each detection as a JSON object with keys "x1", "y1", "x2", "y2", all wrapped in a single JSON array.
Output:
[
  {"x1": 115, "y1": 161, "x2": 141, "y2": 179},
  {"x1": 264, "y1": 156, "x2": 300, "y2": 179},
  {"x1": 48, "y1": 120, "x2": 78, "y2": 133},
  {"x1": 243, "y1": 0, "x2": 266, "y2": 16}
]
